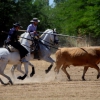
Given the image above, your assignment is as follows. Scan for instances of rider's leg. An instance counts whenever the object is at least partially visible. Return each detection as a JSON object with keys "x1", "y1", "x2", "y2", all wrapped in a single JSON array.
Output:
[
  {"x1": 34, "y1": 50, "x2": 40, "y2": 60},
  {"x1": 10, "y1": 42, "x2": 28, "y2": 62},
  {"x1": 34, "y1": 42, "x2": 40, "y2": 60}
]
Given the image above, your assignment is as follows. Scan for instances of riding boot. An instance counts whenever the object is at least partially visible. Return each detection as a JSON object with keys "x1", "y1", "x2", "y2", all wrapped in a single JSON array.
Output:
[
  {"x1": 37, "y1": 50, "x2": 40, "y2": 60},
  {"x1": 34, "y1": 50, "x2": 40, "y2": 60}
]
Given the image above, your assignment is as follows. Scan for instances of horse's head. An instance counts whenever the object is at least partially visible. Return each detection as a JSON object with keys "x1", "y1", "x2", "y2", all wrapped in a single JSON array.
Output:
[
  {"x1": 41, "y1": 29, "x2": 59, "y2": 45},
  {"x1": 52, "y1": 28, "x2": 59, "y2": 45}
]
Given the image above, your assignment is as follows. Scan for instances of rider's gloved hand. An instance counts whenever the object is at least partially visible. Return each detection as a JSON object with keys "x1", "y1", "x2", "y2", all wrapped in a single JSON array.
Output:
[
  {"x1": 33, "y1": 31, "x2": 37, "y2": 34},
  {"x1": 34, "y1": 36, "x2": 39, "y2": 39},
  {"x1": 36, "y1": 31, "x2": 40, "y2": 34},
  {"x1": 30, "y1": 31, "x2": 37, "y2": 37}
]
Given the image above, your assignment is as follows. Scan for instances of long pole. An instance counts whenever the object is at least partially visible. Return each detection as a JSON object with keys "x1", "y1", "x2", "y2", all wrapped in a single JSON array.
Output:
[{"x1": 18, "y1": 30, "x2": 83, "y2": 39}]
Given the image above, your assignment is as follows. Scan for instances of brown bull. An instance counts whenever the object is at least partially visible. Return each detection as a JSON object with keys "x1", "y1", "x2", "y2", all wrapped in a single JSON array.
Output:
[{"x1": 54, "y1": 47, "x2": 100, "y2": 80}]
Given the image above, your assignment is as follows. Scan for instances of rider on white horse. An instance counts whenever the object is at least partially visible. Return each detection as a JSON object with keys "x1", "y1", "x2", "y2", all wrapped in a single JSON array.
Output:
[
  {"x1": 6, "y1": 23, "x2": 29, "y2": 62},
  {"x1": 27, "y1": 18, "x2": 40, "y2": 60}
]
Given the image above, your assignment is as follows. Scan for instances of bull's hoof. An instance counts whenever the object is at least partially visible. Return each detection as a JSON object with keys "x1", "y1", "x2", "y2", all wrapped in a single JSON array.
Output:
[
  {"x1": 68, "y1": 76, "x2": 70, "y2": 80},
  {"x1": 82, "y1": 76, "x2": 86, "y2": 81},
  {"x1": 97, "y1": 75, "x2": 99, "y2": 79},
  {"x1": 68, "y1": 78, "x2": 72, "y2": 81}
]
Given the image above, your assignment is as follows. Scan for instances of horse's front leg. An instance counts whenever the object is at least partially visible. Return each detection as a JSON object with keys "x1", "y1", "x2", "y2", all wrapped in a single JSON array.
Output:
[
  {"x1": 0, "y1": 73, "x2": 13, "y2": 85},
  {"x1": 45, "y1": 64, "x2": 53, "y2": 73},
  {"x1": 11, "y1": 64, "x2": 25, "y2": 79},
  {"x1": 17, "y1": 62, "x2": 28, "y2": 80},
  {"x1": 44, "y1": 56, "x2": 55, "y2": 73},
  {"x1": 10, "y1": 65, "x2": 17, "y2": 77},
  {"x1": 28, "y1": 62, "x2": 35, "y2": 77},
  {"x1": 0, "y1": 62, "x2": 13, "y2": 85}
]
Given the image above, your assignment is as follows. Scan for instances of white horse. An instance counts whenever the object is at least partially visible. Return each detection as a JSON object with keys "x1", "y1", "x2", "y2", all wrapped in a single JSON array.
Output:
[
  {"x1": 11, "y1": 29, "x2": 59, "y2": 76},
  {"x1": 0, "y1": 29, "x2": 58, "y2": 85},
  {"x1": 0, "y1": 33, "x2": 35, "y2": 85}
]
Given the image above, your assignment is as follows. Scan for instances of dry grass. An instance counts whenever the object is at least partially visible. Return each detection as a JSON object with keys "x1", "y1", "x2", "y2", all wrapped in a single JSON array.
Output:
[{"x1": 0, "y1": 54, "x2": 100, "y2": 100}]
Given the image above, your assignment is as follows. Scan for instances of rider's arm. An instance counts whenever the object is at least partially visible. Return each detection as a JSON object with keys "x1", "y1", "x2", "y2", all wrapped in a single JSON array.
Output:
[
  {"x1": 27, "y1": 24, "x2": 38, "y2": 36},
  {"x1": 6, "y1": 28, "x2": 18, "y2": 43},
  {"x1": 6, "y1": 29, "x2": 13, "y2": 43}
]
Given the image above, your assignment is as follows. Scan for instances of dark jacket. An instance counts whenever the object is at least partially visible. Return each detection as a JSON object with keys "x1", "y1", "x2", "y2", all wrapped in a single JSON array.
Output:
[
  {"x1": 7, "y1": 27, "x2": 18, "y2": 42},
  {"x1": 6, "y1": 27, "x2": 28, "y2": 58}
]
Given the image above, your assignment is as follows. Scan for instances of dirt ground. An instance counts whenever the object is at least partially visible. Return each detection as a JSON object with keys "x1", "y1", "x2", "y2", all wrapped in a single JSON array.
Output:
[{"x1": 0, "y1": 55, "x2": 100, "y2": 100}]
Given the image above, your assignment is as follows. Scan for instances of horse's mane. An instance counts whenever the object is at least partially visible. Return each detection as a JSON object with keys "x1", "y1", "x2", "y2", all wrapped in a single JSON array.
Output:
[
  {"x1": 44, "y1": 29, "x2": 53, "y2": 33},
  {"x1": 40, "y1": 29, "x2": 53, "y2": 39}
]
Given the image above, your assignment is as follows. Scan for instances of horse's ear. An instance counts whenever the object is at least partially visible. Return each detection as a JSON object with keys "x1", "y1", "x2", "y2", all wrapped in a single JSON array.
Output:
[{"x1": 53, "y1": 28, "x2": 56, "y2": 32}]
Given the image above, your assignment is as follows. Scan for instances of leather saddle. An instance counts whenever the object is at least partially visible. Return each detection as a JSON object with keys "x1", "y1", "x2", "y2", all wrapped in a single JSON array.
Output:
[{"x1": 4, "y1": 45, "x2": 18, "y2": 52}]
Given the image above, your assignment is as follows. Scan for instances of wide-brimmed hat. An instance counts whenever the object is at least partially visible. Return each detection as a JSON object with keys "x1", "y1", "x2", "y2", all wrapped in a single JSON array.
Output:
[
  {"x1": 30, "y1": 18, "x2": 40, "y2": 23},
  {"x1": 13, "y1": 23, "x2": 23, "y2": 28}
]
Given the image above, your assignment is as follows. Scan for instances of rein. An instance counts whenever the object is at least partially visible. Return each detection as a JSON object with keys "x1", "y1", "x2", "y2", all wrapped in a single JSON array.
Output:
[
  {"x1": 20, "y1": 37, "x2": 32, "y2": 41},
  {"x1": 22, "y1": 44, "x2": 31, "y2": 48},
  {"x1": 20, "y1": 33, "x2": 59, "y2": 50},
  {"x1": 39, "y1": 41, "x2": 59, "y2": 50},
  {"x1": 39, "y1": 38, "x2": 54, "y2": 46}
]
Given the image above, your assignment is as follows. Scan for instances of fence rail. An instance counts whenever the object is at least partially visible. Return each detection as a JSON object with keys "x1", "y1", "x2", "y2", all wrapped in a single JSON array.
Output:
[{"x1": 19, "y1": 30, "x2": 89, "y2": 47}]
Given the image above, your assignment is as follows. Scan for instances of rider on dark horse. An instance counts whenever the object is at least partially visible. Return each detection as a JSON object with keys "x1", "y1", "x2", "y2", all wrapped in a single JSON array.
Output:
[
  {"x1": 27, "y1": 18, "x2": 40, "y2": 60},
  {"x1": 6, "y1": 23, "x2": 29, "y2": 62}
]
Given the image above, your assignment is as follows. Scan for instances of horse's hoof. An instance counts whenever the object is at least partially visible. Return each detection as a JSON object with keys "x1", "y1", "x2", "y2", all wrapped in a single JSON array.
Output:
[
  {"x1": 9, "y1": 81, "x2": 13, "y2": 85},
  {"x1": 45, "y1": 65, "x2": 53, "y2": 74},
  {"x1": 30, "y1": 67, "x2": 35, "y2": 77},
  {"x1": 17, "y1": 76, "x2": 22, "y2": 80},
  {"x1": 30, "y1": 73, "x2": 33, "y2": 77},
  {"x1": 17, "y1": 74, "x2": 27, "y2": 80},
  {"x1": 1, "y1": 82, "x2": 10, "y2": 86},
  {"x1": 30, "y1": 73, "x2": 35, "y2": 77}
]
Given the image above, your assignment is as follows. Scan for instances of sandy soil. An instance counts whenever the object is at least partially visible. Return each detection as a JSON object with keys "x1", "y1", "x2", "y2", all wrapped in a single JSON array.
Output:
[{"x1": 0, "y1": 55, "x2": 100, "y2": 100}]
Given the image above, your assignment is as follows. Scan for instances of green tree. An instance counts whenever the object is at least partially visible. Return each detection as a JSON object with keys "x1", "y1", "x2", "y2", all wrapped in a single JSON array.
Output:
[
  {"x1": 54, "y1": 0, "x2": 66, "y2": 4},
  {"x1": 80, "y1": 0, "x2": 100, "y2": 36},
  {"x1": 0, "y1": 0, "x2": 18, "y2": 31},
  {"x1": 52, "y1": 0, "x2": 100, "y2": 37}
]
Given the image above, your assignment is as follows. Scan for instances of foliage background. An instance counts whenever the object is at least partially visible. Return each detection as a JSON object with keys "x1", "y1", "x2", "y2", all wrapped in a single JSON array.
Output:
[{"x1": 0, "y1": 0, "x2": 100, "y2": 46}]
